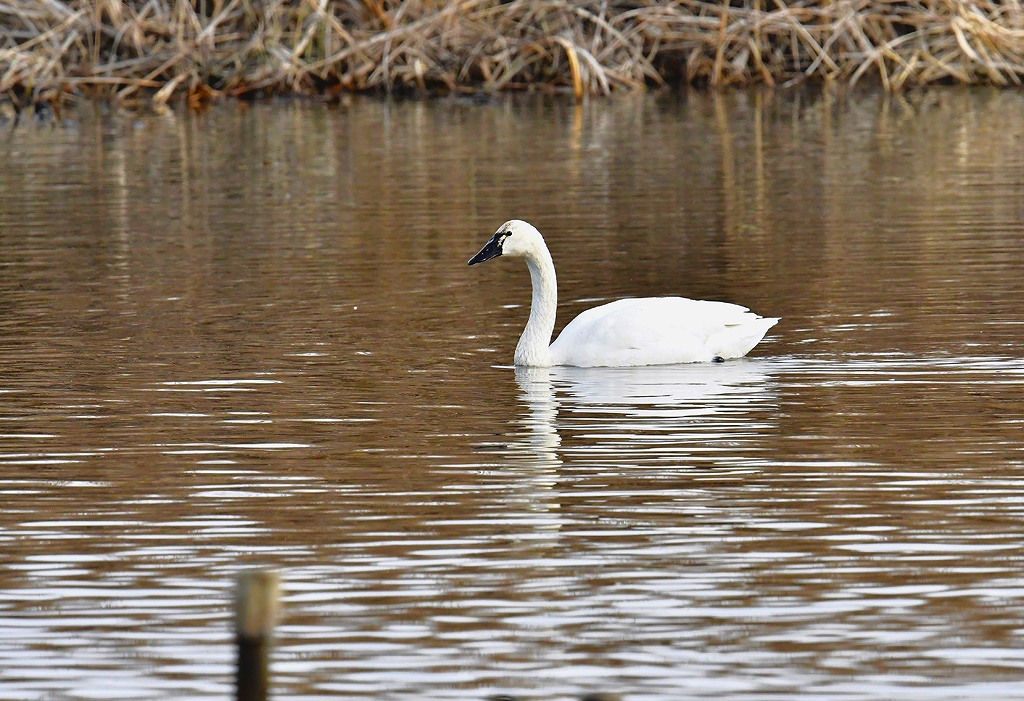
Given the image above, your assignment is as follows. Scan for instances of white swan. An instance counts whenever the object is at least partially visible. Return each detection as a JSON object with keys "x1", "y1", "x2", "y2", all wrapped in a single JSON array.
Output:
[{"x1": 468, "y1": 220, "x2": 779, "y2": 367}]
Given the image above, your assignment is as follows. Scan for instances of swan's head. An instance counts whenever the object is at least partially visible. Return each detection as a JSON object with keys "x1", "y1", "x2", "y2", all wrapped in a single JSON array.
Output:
[{"x1": 468, "y1": 220, "x2": 544, "y2": 266}]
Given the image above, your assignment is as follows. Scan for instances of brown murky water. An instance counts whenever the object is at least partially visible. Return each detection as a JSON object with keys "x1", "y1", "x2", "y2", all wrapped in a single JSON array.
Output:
[{"x1": 1, "y1": 89, "x2": 1023, "y2": 700}]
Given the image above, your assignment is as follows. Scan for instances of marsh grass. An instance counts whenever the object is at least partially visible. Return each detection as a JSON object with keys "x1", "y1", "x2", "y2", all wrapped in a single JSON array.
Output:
[{"x1": 2, "y1": 1, "x2": 1024, "y2": 112}]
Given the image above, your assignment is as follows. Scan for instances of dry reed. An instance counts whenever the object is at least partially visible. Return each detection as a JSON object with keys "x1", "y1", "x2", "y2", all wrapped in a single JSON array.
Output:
[{"x1": 2, "y1": 1, "x2": 1024, "y2": 111}]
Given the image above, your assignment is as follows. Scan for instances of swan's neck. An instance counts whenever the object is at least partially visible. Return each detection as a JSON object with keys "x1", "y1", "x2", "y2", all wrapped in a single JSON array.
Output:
[{"x1": 514, "y1": 248, "x2": 557, "y2": 367}]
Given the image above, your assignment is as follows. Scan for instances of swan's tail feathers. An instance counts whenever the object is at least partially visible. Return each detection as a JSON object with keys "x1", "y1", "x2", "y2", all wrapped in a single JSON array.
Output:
[{"x1": 711, "y1": 316, "x2": 780, "y2": 359}]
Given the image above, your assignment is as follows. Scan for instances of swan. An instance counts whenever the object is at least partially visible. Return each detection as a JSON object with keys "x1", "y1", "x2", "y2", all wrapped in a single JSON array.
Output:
[{"x1": 468, "y1": 219, "x2": 779, "y2": 367}]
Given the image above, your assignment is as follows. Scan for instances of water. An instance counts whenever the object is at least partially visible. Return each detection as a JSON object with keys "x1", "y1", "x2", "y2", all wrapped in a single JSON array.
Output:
[{"x1": 0, "y1": 89, "x2": 1023, "y2": 700}]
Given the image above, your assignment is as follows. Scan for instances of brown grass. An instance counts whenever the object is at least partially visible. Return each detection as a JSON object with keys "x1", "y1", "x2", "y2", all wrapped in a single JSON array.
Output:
[{"x1": 2, "y1": 1, "x2": 1024, "y2": 111}]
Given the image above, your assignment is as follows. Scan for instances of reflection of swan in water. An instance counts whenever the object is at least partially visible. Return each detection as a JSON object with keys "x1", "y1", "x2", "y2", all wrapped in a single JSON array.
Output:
[
  {"x1": 494, "y1": 362, "x2": 778, "y2": 540},
  {"x1": 514, "y1": 361, "x2": 778, "y2": 472}
]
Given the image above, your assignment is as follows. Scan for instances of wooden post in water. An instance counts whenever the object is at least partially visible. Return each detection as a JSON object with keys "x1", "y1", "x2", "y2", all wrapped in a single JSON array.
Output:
[{"x1": 235, "y1": 569, "x2": 281, "y2": 701}]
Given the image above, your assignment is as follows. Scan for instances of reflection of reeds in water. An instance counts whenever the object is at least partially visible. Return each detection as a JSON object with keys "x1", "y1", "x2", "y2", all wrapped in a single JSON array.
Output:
[{"x1": 2, "y1": 1, "x2": 1024, "y2": 110}]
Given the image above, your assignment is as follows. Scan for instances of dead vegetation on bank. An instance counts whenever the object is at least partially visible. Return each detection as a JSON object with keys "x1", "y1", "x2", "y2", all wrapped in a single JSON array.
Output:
[{"x1": 2, "y1": 0, "x2": 1024, "y2": 112}]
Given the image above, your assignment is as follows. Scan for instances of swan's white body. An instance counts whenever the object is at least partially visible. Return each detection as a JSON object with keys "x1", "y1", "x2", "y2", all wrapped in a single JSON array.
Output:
[{"x1": 469, "y1": 220, "x2": 779, "y2": 368}]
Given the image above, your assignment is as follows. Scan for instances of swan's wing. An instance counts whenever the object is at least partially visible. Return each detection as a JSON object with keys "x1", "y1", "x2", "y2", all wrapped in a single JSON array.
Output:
[{"x1": 549, "y1": 297, "x2": 778, "y2": 367}]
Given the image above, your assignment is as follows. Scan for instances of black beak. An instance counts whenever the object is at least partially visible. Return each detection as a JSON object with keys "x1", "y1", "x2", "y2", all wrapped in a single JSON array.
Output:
[{"x1": 468, "y1": 234, "x2": 503, "y2": 266}]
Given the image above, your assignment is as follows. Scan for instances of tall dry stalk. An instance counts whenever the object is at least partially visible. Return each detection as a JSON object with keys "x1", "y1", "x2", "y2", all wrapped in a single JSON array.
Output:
[{"x1": 2, "y1": 1, "x2": 1024, "y2": 108}]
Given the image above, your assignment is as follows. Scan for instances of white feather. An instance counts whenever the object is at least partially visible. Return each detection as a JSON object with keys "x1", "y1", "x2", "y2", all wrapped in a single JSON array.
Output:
[{"x1": 469, "y1": 220, "x2": 779, "y2": 368}]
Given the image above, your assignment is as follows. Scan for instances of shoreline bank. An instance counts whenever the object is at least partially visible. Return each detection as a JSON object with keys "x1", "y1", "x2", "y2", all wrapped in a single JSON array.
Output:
[{"x1": 2, "y1": 0, "x2": 1023, "y2": 113}]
